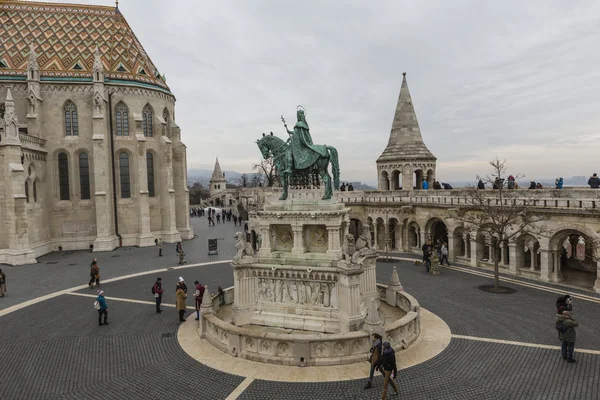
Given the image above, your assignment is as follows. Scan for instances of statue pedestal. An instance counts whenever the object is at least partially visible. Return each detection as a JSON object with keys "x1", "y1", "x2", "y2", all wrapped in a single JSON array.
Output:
[{"x1": 233, "y1": 199, "x2": 377, "y2": 334}]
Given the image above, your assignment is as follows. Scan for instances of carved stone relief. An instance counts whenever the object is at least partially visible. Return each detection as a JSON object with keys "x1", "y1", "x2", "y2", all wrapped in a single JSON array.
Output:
[
  {"x1": 258, "y1": 277, "x2": 335, "y2": 307},
  {"x1": 271, "y1": 224, "x2": 293, "y2": 251},
  {"x1": 304, "y1": 224, "x2": 328, "y2": 253}
]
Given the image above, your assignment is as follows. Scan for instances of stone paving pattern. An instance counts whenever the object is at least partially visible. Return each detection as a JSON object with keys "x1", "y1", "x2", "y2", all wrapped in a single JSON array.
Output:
[{"x1": 1, "y1": 217, "x2": 600, "y2": 399}]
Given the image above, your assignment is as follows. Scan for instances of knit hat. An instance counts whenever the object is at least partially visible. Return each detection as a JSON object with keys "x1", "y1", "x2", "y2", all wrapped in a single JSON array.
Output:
[
  {"x1": 97, "y1": 290, "x2": 104, "y2": 295},
  {"x1": 178, "y1": 277, "x2": 185, "y2": 282},
  {"x1": 382, "y1": 341, "x2": 391, "y2": 349},
  {"x1": 157, "y1": 277, "x2": 162, "y2": 281}
]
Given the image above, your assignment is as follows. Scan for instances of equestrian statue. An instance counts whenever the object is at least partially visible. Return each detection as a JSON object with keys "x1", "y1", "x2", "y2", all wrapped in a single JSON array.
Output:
[{"x1": 256, "y1": 106, "x2": 340, "y2": 200}]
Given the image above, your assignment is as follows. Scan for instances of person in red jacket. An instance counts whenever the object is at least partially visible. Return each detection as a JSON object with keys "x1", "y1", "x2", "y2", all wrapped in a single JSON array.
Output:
[
  {"x1": 193, "y1": 280, "x2": 206, "y2": 320},
  {"x1": 153, "y1": 277, "x2": 165, "y2": 313}
]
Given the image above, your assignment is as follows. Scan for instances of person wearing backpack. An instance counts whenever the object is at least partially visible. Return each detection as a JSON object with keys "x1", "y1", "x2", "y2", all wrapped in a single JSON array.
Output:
[
  {"x1": 88, "y1": 258, "x2": 100, "y2": 288},
  {"x1": 95, "y1": 289, "x2": 108, "y2": 326},
  {"x1": 557, "y1": 310, "x2": 578, "y2": 363},
  {"x1": 379, "y1": 341, "x2": 399, "y2": 398},
  {"x1": 153, "y1": 277, "x2": 164, "y2": 313}
]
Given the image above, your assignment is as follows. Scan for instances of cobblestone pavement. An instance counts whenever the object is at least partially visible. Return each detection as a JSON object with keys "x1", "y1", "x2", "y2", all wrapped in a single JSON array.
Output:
[
  {"x1": 0, "y1": 217, "x2": 239, "y2": 309},
  {"x1": 1, "y1": 234, "x2": 600, "y2": 399}
]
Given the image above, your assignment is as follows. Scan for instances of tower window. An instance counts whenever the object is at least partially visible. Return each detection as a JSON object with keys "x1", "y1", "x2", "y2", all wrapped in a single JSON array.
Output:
[
  {"x1": 64, "y1": 101, "x2": 78, "y2": 136},
  {"x1": 119, "y1": 152, "x2": 131, "y2": 198},
  {"x1": 58, "y1": 152, "x2": 70, "y2": 200}
]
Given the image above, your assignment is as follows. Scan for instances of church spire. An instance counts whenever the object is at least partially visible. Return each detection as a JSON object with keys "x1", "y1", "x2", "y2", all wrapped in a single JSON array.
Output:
[
  {"x1": 377, "y1": 72, "x2": 435, "y2": 163},
  {"x1": 211, "y1": 157, "x2": 224, "y2": 180},
  {"x1": 376, "y1": 73, "x2": 437, "y2": 191}
]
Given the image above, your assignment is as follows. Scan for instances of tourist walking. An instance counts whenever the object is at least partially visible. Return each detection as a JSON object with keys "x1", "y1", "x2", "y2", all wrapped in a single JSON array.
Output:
[
  {"x1": 176, "y1": 282, "x2": 187, "y2": 322},
  {"x1": 440, "y1": 242, "x2": 450, "y2": 265},
  {"x1": 193, "y1": 280, "x2": 206, "y2": 320},
  {"x1": 557, "y1": 310, "x2": 578, "y2": 363},
  {"x1": 364, "y1": 333, "x2": 383, "y2": 389},
  {"x1": 95, "y1": 289, "x2": 109, "y2": 326},
  {"x1": 588, "y1": 173, "x2": 600, "y2": 189},
  {"x1": 422, "y1": 240, "x2": 432, "y2": 272},
  {"x1": 379, "y1": 341, "x2": 399, "y2": 398},
  {"x1": 0, "y1": 268, "x2": 6, "y2": 297},
  {"x1": 89, "y1": 258, "x2": 100, "y2": 288},
  {"x1": 216, "y1": 214, "x2": 221, "y2": 223},
  {"x1": 153, "y1": 277, "x2": 164, "y2": 313},
  {"x1": 156, "y1": 237, "x2": 163, "y2": 257},
  {"x1": 176, "y1": 242, "x2": 186, "y2": 265}
]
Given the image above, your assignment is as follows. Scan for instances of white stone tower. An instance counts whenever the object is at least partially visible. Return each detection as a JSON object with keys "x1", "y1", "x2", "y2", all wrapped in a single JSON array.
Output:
[
  {"x1": 209, "y1": 157, "x2": 227, "y2": 198},
  {"x1": 376, "y1": 73, "x2": 436, "y2": 190}
]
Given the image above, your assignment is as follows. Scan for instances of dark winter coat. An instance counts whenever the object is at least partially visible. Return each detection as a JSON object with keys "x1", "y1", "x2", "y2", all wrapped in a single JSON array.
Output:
[
  {"x1": 588, "y1": 176, "x2": 600, "y2": 188},
  {"x1": 557, "y1": 314, "x2": 578, "y2": 343},
  {"x1": 380, "y1": 348, "x2": 397, "y2": 372}
]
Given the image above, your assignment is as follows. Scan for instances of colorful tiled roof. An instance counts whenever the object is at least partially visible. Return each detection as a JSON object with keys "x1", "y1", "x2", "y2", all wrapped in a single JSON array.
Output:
[{"x1": 0, "y1": 1, "x2": 169, "y2": 91}]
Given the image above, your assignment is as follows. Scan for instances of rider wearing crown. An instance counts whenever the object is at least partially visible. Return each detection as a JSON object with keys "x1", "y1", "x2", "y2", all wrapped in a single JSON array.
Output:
[{"x1": 283, "y1": 106, "x2": 328, "y2": 175}]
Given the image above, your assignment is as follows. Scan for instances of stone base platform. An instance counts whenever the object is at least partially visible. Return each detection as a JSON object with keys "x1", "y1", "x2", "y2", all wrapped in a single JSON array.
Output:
[{"x1": 179, "y1": 307, "x2": 450, "y2": 382}]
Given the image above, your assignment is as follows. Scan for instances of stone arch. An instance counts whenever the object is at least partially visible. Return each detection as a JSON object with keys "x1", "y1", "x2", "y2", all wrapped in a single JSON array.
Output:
[
  {"x1": 425, "y1": 217, "x2": 448, "y2": 247},
  {"x1": 515, "y1": 233, "x2": 541, "y2": 271},
  {"x1": 453, "y1": 226, "x2": 471, "y2": 259},
  {"x1": 391, "y1": 169, "x2": 402, "y2": 190},
  {"x1": 475, "y1": 224, "x2": 496, "y2": 262},
  {"x1": 52, "y1": 148, "x2": 71, "y2": 201},
  {"x1": 407, "y1": 220, "x2": 421, "y2": 249},
  {"x1": 549, "y1": 228, "x2": 597, "y2": 289},
  {"x1": 349, "y1": 218, "x2": 362, "y2": 240},
  {"x1": 375, "y1": 217, "x2": 385, "y2": 250},
  {"x1": 388, "y1": 217, "x2": 400, "y2": 250},
  {"x1": 115, "y1": 148, "x2": 135, "y2": 199},
  {"x1": 74, "y1": 148, "x2": 93, "y2": 201},
  {"x1": 380, "y1": 170, "x2": 390, "y2": 191},
  {"x1": 414, "y1": 168, "x2": 424, "y2": 189}
]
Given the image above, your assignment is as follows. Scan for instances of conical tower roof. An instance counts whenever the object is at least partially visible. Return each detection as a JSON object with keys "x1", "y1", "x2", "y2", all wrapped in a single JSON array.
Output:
[
  {"x1": 211, "y1": 158, "x2": 225, "y2": 181},
  {"x1": 377, "y1": 73, "x2": 436, "y2": 163}
]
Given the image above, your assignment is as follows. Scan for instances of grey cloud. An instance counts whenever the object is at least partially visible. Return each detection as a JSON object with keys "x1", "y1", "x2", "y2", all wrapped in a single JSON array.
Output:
[{"x1": 30, "y1": 0, "x2": 600, "y2": 183}]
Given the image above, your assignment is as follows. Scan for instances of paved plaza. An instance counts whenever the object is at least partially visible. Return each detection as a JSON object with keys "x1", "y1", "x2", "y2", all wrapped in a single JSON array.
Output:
[{"x1": 1, "y1": 217, "x2": 600, "y2": 399}]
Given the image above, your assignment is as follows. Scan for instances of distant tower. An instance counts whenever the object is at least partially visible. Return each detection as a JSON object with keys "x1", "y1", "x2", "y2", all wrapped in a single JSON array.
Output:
[
  {"x1": 376, "y1": 73, "x2": 436, "y2": 190},
  {"x1": 209, "y1": 157, "x2": 227, "y2": 198}
]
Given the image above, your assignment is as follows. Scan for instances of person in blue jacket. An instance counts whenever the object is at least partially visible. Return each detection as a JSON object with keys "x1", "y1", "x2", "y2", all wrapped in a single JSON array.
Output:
[
  {"x1": 422, "y1": 178, "x2": 429, "y2": 190},
  {"x1": 96, "y1": 289, "x2": 109, "y2": 326},
  {"x1": 555, "y1": 177, "x2": 564, "y2": 189}
]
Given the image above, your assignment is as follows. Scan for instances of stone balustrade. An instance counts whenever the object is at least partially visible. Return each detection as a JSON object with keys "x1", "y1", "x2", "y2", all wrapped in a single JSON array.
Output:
[
  {"x1": 200, "y1": 285, "x2": 420, "y2": 367},
  {"x1": 18, "y1": 133, "x2": 47, "y2": 152}
]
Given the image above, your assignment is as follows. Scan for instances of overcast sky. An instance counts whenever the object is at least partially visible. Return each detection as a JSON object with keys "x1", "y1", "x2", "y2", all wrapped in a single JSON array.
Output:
[{"x1": 33, "y1": 0, "x2": 600, "y2": 183}]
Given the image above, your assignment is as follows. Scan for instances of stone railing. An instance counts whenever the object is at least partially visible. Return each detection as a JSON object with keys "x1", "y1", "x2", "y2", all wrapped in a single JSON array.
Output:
[
  {"x1": 200, "y1": 285, "x2": 420, "y2": 367},
  {"x1": 19, "y1": 133, "x2": 47, "y2": 152},
  {"x1": 336, "y1": 189, "x2": 600, "y2": 211}
]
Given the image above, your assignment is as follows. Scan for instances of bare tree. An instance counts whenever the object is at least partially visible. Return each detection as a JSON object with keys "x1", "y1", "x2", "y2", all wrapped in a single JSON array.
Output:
[
  {"x1": 452, "y1": 158, "x2": 548, "y2": 290},
  {"x1": 253, "y1": 157, "x2": 278, "y2": 187}
]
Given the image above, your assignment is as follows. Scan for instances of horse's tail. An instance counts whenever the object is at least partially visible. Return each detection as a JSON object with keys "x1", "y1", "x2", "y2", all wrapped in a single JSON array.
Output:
[{"x1": 326, "y1": 145, "x2": 340, "y2": 190}]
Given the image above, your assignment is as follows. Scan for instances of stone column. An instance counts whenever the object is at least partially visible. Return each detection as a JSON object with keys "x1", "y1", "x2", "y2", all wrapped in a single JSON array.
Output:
[
  {"x1": 134, "y1": 134, "x2": 154, "y2": 247},
  {"x1": 158, "y1": 136, "x2": 179, "y2": 242},
  {"x1": 292, "y1": 226, "x2": 304, "y2": 255},
  {"x1": 539, "y1": 249, "x2": 550, "y2": 282},
  {"x1": 326, "y1": 226, "x2": 341, "y2": 257},
  {"x1": 529, "y1": 247, "x2": 536, "y2": 271},
  {"x1": 508, "y1": 243, "x2": 518, "y2": 275},
  {"x1": 470, "y1": 236, "x2": 479, "y2": 267},
  {"x1": 258, "y1": 224, "x2": 271, "y2": 254},
  {"x1": 593, "y1": 260, "x2": 600, "y2": 294},
  {"x1": 551, "y1": 251, "x2": 564, "y2": 282},
  {"x1": 447, "y1": 234, "x2": 456, "y2": 262},
  {"x1": 373, "y1": 224, "x2": 379, "y2": 249},
  {"x1": 462, "y1": 234, "x2": 468, "y2": 257}
]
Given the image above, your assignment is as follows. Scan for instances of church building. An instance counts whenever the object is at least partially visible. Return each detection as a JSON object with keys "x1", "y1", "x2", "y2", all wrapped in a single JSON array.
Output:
[{"x1": 0, "y1": 1, "x2": 193, "y2": 265}]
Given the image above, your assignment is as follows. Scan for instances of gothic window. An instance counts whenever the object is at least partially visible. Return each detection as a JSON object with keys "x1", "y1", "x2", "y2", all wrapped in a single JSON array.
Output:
[
  {"x1": 25, "y1": 180, "x2": 29, "y2": 203},
  {"x1": 119, "y1": 152, "x2": 131, "y2": 198},
  {"x1": 79, "y1": 152, "x2": 91, "y2": 200},
  {"x1": 142, "y1": 104, "x2": 153, "y2": 137},
  {"x1": 64, "y1": 101, "x2": 78, "y2": 136},
  {"x1": 33, "y1": 180, "x2": 37, "y2": 202},
  {"x1": 0, "y1": 103, "x2": 5, "y2": 119},
  {"x1": 116, "y1": 102, "x2": 129, "y2": 136},
  {"x1": 58, "y1": 152, "x2": 70, "y2": 200},
  {"x1": 146, "y1": 152, "x2": 155, "y2": 197}
]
